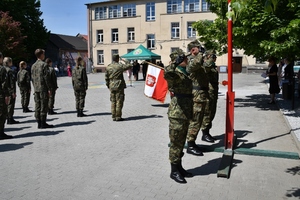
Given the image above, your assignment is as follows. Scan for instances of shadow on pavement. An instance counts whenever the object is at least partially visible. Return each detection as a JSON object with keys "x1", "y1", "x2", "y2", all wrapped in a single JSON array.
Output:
[
  {"x1": 187, "y1": 157, "x2": 221, "y2": 176},
  {"x1": 26, "y1": 118, "x2": 58, "y2": 124},
  {"x1": 14, "y1": 130, "x2": 64, "y2": 138},
  {"x1": 285, "y1": 165, "x2": 300, "y2": 198},
  {"x1": 151, "y1": 104, "x2": 169, "y2": 108},
  {"x1": 0, "y1": 142, "x2": 33, "y2": 152},
  {"x1": 6, "y1": 126, "x2": 31, "y2": 132},
  {"x1": 125, "y1": 115, "x2": 163, "y2": 121},
  {"x1": 56, "y1": 110, "x2": 77, "y2": 115},
  {"x1": 88, "y1": 112, "x2": 111, "y2": 117},
  {"x1": 235, "y1": 94, "x2": 279, "y2": 111},
  {"x1": 54, "y1": 120, "x2": 96, "y2": 128}
]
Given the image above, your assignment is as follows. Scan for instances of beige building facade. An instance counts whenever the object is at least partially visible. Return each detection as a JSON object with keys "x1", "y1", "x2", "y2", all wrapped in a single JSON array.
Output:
[{"x1": 86, "y1": 0, "x2": 256, "y2": 71}]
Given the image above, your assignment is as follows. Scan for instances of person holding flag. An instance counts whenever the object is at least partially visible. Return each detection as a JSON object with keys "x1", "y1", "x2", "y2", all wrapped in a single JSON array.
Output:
[{"x1": 164, "y1": 49, "x2": 193, "y2": 184}]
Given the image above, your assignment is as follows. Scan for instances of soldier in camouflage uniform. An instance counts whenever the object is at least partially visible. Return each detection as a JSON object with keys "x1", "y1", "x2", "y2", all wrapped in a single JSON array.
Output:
[
  {"x1": 72, "y1": 56, "x2": 88, "y2": 117},
  {"x1": 185, "y1": 40, "x2": 215, "y2": 157},
  {"x1": 201, "y1": 53, "x2": 218, "y2": 141},
  {"x1": 0, "y1": 52, "x2": 13, "y2": 139},
  {"x1": 165, "y1": 49, "x2": 193, "y2": 184},
  {"x1": 31, "y1": 49, "x2": 53, "y2": 129},
  {"x1": 45, "y1": 58, "x2": 58, "y2": 115},
  {"x1": 105, "y1": 54, "x2": 132, "y2": 121},
  {"x1": 3, "y1": 57, "x2": 19, "y2": 124},
  {"x1": 17, "y1": 61, "x2": 32, "y2": 113}
]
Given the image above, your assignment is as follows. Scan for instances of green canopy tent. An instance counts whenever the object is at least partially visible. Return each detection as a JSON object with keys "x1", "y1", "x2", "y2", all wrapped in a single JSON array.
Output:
[{"x1": 121, "y1": 44, "x2": 161, "y2": 60}]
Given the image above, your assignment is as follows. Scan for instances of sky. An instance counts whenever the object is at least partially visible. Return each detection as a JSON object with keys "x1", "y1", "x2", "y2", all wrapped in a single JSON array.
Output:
[{"x1": 40, "y1": 0, "x2": 101, "y2": 36}]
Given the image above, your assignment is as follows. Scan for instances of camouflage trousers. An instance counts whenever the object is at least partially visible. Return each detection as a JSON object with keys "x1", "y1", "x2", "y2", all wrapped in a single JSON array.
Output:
[
  {"x1": 74, "y1": 90, "x2": 86, "y2": 110},
  {"x1": 110, "y1": 90, "x2": 124, "y2": 119},
  {"x1": 7, "y1": 95, "x2": 16, "y2": 118},
  {"x1": 34, "y1": 92, "x2": 49, "y2": 121},
  {"x1": 48, "y1": 89, "x2": 56, "y2": 109},
  {"x1": 201, "y1": 89, "x2": 218, "y2": 131},
  {"x1": 186, "y1": 100, "x2": 207, "y2": 142},
  {"x1": 0, "y1": 95, "x2": 8, "y2": 131},
  {"x1": 169, "y1": 118, "x2": 189, "y2": 164},
  {"x1": 20, "y1": 89, "x2": 31, "y2": 108}
]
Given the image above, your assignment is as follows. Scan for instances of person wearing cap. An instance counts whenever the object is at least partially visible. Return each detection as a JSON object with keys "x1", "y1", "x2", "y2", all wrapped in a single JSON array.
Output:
[
  {"x1": 105, "y1": 54, "x2": 132, "y2": 121},
  {"x1": 3, "y1": 57, "x2": 19, "y2": 124},
  {"x1": 164, "y1": 49, "x2": 193, "y2": 184},
  {"x1": 17, "y1": 61, "x2": 32, "y2": 113},
  {"x1": 185, "y1": 40, "x2": 215, "y2": 157},
  {"x1": 0, "y1": 52, "x2": 13, "y2": 139},
  {"x1": 201, "y1": 50, "x2": 218, "y2": 142}
]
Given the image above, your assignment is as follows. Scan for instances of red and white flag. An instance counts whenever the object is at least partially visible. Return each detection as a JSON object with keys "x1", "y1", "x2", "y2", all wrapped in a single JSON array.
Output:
[{"x1": 144, "y1": 64, "x2": 168, "y2": 103}]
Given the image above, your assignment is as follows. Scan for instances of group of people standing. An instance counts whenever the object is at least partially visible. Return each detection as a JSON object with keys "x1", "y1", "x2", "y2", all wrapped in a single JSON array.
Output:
[
  {"x1": 266, "y1": 57, "x2": 294, "y2": 104},
  {"x1": 0, "y1": 49, "x2": 88, "y2": 140},
  {"x1": 164, "y1": 40, "x2": 219, "y2": 184}
]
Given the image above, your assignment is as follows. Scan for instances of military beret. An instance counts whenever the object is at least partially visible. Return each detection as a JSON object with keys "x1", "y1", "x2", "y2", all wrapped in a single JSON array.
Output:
[
  {"x1": 169, "y1": 49, "x2": 188, "y2": 62},
  {"x1": 187, "y1": 40, "x2": 201, "y2": 51}
]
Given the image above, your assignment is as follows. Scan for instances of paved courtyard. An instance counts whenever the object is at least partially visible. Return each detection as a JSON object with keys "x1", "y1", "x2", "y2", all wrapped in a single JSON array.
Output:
[{"x1": 0, "y1": 72, "x2": 299, "y2": 200}]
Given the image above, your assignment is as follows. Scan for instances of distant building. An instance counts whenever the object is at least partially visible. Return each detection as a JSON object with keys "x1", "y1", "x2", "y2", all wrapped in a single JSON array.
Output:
[
  {"x1": 46, "y1": 33, "x2": 90, "y2": 73},
  {"x1": 85, "y1": 0, "x2": 255, "y2": 73}
]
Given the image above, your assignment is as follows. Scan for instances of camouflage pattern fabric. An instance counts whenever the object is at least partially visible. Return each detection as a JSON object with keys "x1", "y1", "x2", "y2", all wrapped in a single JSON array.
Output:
[
  {"x1": 201, "y1": 62, "x2": 219, "y2": 131},
  {"x1": 5, "y1": 66, "x2": 16, "y2": 118},
  {"x1": 17, "y1": 69, "x2": 31, "y2": 108},
  {"x1": 48, "y1": 66, "x2": 58, "y2": 109},
  {"x1": 186, "y1": 53, "x2": 210, "y2": 142},
  {"x1": 105, "y1": 60, "x2": 132, "y2": 119},
  {"x1": 164, "y1": 62, "x2": 193, "y2": 164},
  {"x1": 31, "y1": 59, "x2": 52, "y2": 120},
  {"x1": 72, "y1": 65, "x2": 88, "y2": 110},
  {"x1": 0, "y1": 65, "x2": 8, "y2": 131}
]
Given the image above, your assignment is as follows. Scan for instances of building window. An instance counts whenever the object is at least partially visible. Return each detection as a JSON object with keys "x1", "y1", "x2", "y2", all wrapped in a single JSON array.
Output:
[
  {"x1": 146, "y1": 2, "x2": 155, "y2": 21},
  {"x1": 147, "y1": 34, "x2": 155, "y2": 49},
  {"x1": 128, "y1": 27, "x2": 135, "y2": 42},
  {"x1": 167, "y1": 0, "x2": 182, "y2": 14},
  {"x1": 127, "y1": 49, "x2": 134, "y2": 53},
  {"x1": 171, "y1": 22, "x2": 180, "y2": 39},
  {"x1": 184, "y1": 0, "x2": 200, "y2": 12},
  {"x1": 97, "y1": 30, "x2": 104, "y2": 43},
  {"x1": 123, "y1": 4, "x2": 136, "y2": 17},
  {"x1": 95, "y1": 7, "x2": 107, "y2": 19},
  {"x1": 111, "y1": 49, "x2": 119, "y2": 61},
  {"x1": 171, "y1": 47, "x2": 180, "y2": 53},
  {"x1": 109, "y1": 5, "x2": 121, "y2": 18},
  {"x1": 202, "y1": 0, "x2": 211, "y2": 11},
  {"x1": 112, "y1": 29, "x2": 119, "y2": 42},
  {"x1": 97, "y1": 50, "x2": 104, "y2": 64},
  {"x1": 187, "y1": 22, "x2": 196, "y2": 38}
]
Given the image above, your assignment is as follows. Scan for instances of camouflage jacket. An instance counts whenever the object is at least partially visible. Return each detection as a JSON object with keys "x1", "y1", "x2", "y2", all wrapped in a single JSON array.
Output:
[
  {"x1": 49, "y1": 66, "x2": 58, "y2": 90},
  {"x1": 164, "y1": 63, "x2": 193, "y2": 120},
  {"x1": 0, "y1": 65, "x2": 9, "y2": 97},
  {"x1": 72, "y1": 65, "x2": 88, "y2": 91},
  {"x1": 105, "y1": 60, "x2": 132, "y2": 91},
  {"x1": 17, "y1": 69, "x2": 31, "y2": 90},
  {"x1": 31, "y1": 60, "x2": 52, "y2": 92},
  {"x1": 5, "y1": 66, "x2": 16, "y2": 95}
]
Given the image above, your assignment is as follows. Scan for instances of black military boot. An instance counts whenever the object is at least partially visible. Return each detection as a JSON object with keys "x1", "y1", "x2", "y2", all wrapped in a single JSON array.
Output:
[
  {"x1": 77, "y1": 110, "x2": 80, "y2": 117},
  {"x1": 37, "y1": 120, "x2": 42, "y2": 129},
  {"x1": 25, "y1": 107, "x2": 33, "y2": 112},
  {"x1": 186, "y1": 141, "x2": 204, "y2": 156},
  {"x1": 7, "y1": 118, "x2": 19, "y2": 124},
  {"x1": 178, "y1": 153, "x2": 193, "y2": 178},
  {"x1": 41, "y1": 121, "x2": 54, "y2": 129},
  {"x1": 78, "y1": 110, "x2": 87, "y2": 117},
  {"x1": 201, "y1": 130, "x2": 215, "y2": 143},
  {"x1": 22, "y1": 106, "x2": 26, "y2": 113},
  {"x1": 170, "y1": 163, "x2": 187, "y2": 184},
  {"x1": 0, "y1": 130, "x2": 13, "y2": 140}
]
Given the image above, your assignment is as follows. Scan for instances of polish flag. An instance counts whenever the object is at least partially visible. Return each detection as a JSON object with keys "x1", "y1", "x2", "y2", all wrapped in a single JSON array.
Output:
[{"x1": 144, "y1": 64, "x2": 168, "y2": 103}]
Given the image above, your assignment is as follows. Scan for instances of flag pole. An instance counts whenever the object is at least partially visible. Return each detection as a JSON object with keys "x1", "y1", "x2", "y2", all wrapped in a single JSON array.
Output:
[{"x1": 217, "y1": 0, "x2": 235, "y2": 178}]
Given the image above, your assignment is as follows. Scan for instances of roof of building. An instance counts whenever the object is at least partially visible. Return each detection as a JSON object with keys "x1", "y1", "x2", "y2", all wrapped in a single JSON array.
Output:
[
  {"x1": 49, "y1": 33, "x2": 87, "y2": 51},
  {"x1": 85, "y1": 0, "x2": 123, "y2": 6}
]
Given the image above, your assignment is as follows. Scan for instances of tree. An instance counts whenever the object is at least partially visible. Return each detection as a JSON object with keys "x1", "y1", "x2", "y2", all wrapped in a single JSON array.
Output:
[
  {"x1": 193, "y1": 0, "x2": 300, "y2": 60},
  {"x1": 0, "y1": 0, "x2": 49, "y2": 62},
  {"x1": 0, "y1": 11, "x2": 27, "y2": 61}
]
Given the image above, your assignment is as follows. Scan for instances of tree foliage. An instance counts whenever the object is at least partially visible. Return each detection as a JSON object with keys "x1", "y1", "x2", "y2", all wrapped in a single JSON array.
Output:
[
  {"x1": 0, "y1": 0, "x2": 49, "y2": 62},
  {"x1": 0, "y1": 11, "x2": 27, "y2": 61},
  {"x1": 193, "y1": 0, "x2": 300, "y2": 60}
]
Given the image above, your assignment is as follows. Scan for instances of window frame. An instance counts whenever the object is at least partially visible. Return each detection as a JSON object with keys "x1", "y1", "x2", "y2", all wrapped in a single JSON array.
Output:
[
  {"x1": 111, "y1": 28, "x2": 119, "y2": 43},
  {"x1": 127, "y1": 27, "x2": 135, "y2": 42},
  {"x1": 109, "y1": 5, "x2": 121, "y2": 18},
  {"x1": 167, "y1": 0, "x2": 182, "y2": 14},
  {"x1": 171, "y1": 22, "x2": 180, "y2": 39},
  {"x1": 97, "y1": 50, "x2": 104, "y2": 64},
  {"x1": 123, "y1": 3, "x2": 136, "y2": 17},
  {"x1": 187, "y1": 22, "x2": 196, "y2": 38},
  {"x1": 147, "y1": 34, "x2": 155, "y2": 49},
  {"x1": 146, "y1": 2, "x2": 155, "y2": 21},
  {"x1": 97, "y1": 30, "x2": 104, "y2": 43}
]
